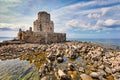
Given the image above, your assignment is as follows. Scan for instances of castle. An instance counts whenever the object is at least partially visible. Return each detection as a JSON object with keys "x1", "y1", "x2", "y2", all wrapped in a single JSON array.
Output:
[{"x1": 18, "y1": 11, "x2": 66, "y2": 44}]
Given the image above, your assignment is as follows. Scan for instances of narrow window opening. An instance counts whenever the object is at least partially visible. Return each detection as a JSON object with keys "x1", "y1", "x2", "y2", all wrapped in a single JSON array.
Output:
[{"x1": 39, "y1": 24, "x2": 42, "y2": 31}]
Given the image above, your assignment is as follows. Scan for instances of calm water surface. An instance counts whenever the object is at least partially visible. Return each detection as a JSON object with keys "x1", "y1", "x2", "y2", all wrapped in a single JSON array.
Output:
[
  {"x1": 0, "y1": 59, "x2": 39, "y2": 80},
  {"x1": 68, "y1": 38, "x2": 120, "y2": 46},
  {"x1": 0, "y1": 52, "x2": 85, "y2": 80},
  {"x1": 0, "y1": 37, "x2": 14, "y2": 42}
]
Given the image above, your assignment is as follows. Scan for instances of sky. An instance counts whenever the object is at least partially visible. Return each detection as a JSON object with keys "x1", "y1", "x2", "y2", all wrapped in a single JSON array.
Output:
[{"x1": 0, "y1": 0, "x2": 120, "y2": 38}]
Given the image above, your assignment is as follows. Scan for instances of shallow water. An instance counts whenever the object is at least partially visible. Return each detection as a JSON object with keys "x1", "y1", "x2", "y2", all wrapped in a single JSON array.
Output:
[
  {"x1": 0, "y1": 59, "x2": 39, "y2": 80},
  {"x1": 0, "y1": 52, "x2": 85, "y2": 80},
  {"x1": 0, "y1": 53, "x2": 45, "y2": 80}
]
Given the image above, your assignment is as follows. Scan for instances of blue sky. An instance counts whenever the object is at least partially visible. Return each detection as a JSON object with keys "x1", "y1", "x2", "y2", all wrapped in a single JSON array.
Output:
[{"x1": 0, "y1": 0, "x2": 120, "y2": 38}]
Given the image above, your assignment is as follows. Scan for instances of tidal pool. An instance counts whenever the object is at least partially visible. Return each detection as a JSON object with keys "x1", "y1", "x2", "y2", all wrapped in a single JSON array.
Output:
[
  {"x1": 0, "y1": 58, "x2": 40, "y2": 80},
  {"x1": 0, "y1": 53, "x2": 47, "y2": 80},
  {"x1": 0, "y1": 52, "x2": 85, "y2": 80}
]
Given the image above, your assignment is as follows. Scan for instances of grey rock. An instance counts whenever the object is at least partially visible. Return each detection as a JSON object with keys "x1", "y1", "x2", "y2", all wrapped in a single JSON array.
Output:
[
  {"x1": 68, "y1": 63, "x2": 75, "y2": 71},
  {"x1": 41, "y1": 76, "x2": 50, "y2": 80},
  {"x1": 90, "y1": 72, "x2": 99, "y2": 79},
  {"x1": 57, "y1": 69, "x2": 71, "y2": 80},
  {"x1": 57, "y1": 57, "x2": 64, "y2": 63},
  {"x1": 105, "y1": 67, "x2": 112, "y2": 73},
  {"x1": 79, "y1": 67, "x2": 85, "y2": 72}
]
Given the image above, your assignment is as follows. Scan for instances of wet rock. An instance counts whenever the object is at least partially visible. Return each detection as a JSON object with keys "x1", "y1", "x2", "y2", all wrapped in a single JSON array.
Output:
[
  {"x1": 39, "y1": 66, "x2": 47, "y2": 77},
  {"x1": 57, "y1": 57, "x2": 64, "y2": 63},
  {"x1": 60, "y1": 76, "x2": 71, "y2": 80},
  {"x1": 80, "y1": 74, "x2": 93, "y2": 80},
  {"x1": 106, "y1": 73, "x2": 115, "y2": 80},
  {"x1": 44, "y1": 62, "x2": 54, "y2": 72},
  {"x1": 57, "y1": 69, "x2": 71, "y2": 80},
  {"x1": 113, "y1": 72, "x2": 120, "y2": 80},
  {"x1": 41, "y1": 75, "x2": 50, "y2": 80},
  {"x1": 90, "y1": 72, "x2": 99, "y2": 79},
  {"x1": 98, "y1": 69, "x2": 107, "y2": 79},
  {"x1": 68, "y1": 70, "x2": 78, "y2": 79},
  {"x1": 105, "y1": 67, "x2": 112, "y2": 73},
  {"x1": 67, "y1": 50, "x2": 78, "y2": 59},
  {"x1": 111, "y1": 69, "x2": 116, "y2": 74},
  {"x1": 99, "y1": 76, "x2": 107, "y2": 80},
  {"x1": 92, "y1": 57, "x2": 99, "y2": 61},
  {"x1": 47, "y1": 54, "x2": 56, "y2": 62},
  {"x1": 68, "y1": 63, "x2": 75, "y2": 71},
  {"x1": 99, "y1": 65, "x2": 105, "y2": 70},
  {"x1": 79, "y1": 67, "x2": 85, "y2": 73},
  {"x1": 56, "y1": 51, "x2": 63, "y2": 58},
  {"x1": 39, "y1": 62, "x2": 55, "y2": 77}
]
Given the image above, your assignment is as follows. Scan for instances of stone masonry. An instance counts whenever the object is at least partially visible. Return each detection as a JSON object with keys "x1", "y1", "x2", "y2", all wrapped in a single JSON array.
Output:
[
  {"x1": 18, "y1": 11, "x2": 66, "y2": 44},
  {"x1": 34, "y1": 12, "x2": 54, "y2": 32}
]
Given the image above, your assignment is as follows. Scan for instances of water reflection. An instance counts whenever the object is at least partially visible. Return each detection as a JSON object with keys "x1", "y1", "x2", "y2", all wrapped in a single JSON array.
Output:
[
  {"x1": 0, "y1": 58, "x2": 39, "y2": 80},
  {"x1": 19, "y1": 53, "x2": 47, "y2": 70},
  {"x1": 0, "y1": 52, "x2": 46, "y2": 80}
]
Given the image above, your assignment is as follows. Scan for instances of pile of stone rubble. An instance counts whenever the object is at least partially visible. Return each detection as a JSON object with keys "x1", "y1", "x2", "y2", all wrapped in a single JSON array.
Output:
[{"x1": 0, "y1": 41, "x2": 119, "y2": 80}]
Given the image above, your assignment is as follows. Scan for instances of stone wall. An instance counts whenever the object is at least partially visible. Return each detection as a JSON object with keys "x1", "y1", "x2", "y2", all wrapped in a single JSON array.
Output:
[
  {"x1": 21, "y1": 32, "x2": 66, "y2": 44},
  {"x1": 46, "y1": 33, "x2": 66, "y2": 44}
]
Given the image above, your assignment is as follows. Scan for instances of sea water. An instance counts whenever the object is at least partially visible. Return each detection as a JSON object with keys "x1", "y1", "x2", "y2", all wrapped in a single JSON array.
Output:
[
  {"x1": 68, "y1": 38, "x2": 120, "y2": 46},
  {"x1": 0, "y1": 37, "x2": 14, "y2": 42}
]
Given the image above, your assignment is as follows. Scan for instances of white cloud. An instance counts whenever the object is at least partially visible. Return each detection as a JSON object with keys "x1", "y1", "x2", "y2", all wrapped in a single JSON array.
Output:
[
  {"x1": 101, "y1": 8, "x2": 110, "y2": 16},
  {"x1": 0, "y1": 0, "x2": 21, "y2": 3},
  {"x1": 65, "y1": 19, "x2": 99, "y2": 31},
  {"x1": 0, "y1": 31, "x2": 17, "y2": 37},
  {"x1": 96, "y1": 19, "x2": 120, "y2": 28},
  {"x1": 0, "y1": 23, "x2": 31, "y2": 30},
  {"x1": 87, "y1": 13, "x2": 101, "y2": 19},
  {"x1": 66, "y1": 20, "x2": 79, "y2": 28},
  {"x1": 67, "y1": 1, "x2": 95, "y2": 10},
  {"x1": 67, "y1": 32, "x2": 118, "y2": 39},
  {"x1": 104, "y1": 19, "x2": 120, "y2": 26},
  {"x1": 0, "y1": 0, "x2": 23, "y2": 22},
  {"x1": 51, "y1": 0, "x2": 120, "y2": 33}
]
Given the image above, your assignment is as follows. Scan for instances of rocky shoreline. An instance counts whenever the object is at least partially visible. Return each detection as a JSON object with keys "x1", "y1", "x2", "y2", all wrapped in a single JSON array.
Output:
[{"x1": 0, "y1": 41, "x2": 120, "y2": 80}]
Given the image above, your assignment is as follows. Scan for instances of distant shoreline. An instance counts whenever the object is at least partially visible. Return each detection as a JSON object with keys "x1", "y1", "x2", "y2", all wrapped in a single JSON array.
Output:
[
  {"x1": 1, "y1": 37, "x2": 120, "y2": 45},
  {"x1": 0, "y1": 37, "x2": 16, "y2": 42},
  {"x1": 0, "y1": 39, "x2": 120, "y2": 51},
  {"x1": 0, "y1": 37, "x2": 120, "y2": 50}
]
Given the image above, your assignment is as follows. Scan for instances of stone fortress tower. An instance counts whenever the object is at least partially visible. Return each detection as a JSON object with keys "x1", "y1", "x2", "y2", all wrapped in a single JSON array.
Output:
[
  {"x1": 34, "y1": 11, "x2": 54, "y2": 32},
  {"x1": 18, "y1": 11, "x2": 66, "y2": 44}
]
